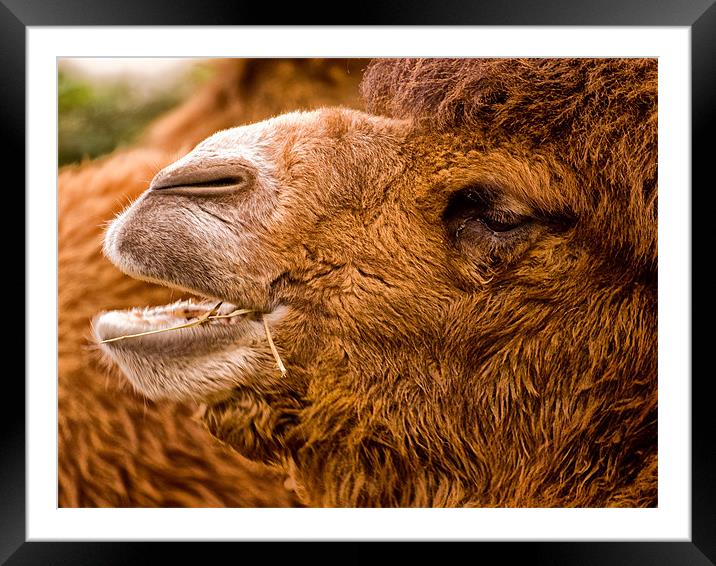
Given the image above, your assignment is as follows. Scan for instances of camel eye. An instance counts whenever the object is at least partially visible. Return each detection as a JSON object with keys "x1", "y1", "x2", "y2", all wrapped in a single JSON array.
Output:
[{"x1": 443, "y1": 187, "x2": 532, "y2": 247}]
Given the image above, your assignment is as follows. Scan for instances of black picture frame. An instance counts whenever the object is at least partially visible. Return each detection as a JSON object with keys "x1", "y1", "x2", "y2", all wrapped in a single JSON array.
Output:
[{"x1": 7, "y1": 1, "x2": 710, "y2": 563}]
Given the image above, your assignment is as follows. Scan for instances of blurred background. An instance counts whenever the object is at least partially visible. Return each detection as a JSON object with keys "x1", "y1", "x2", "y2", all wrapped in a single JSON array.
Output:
[
  {"x1": 58, "y1": 57, "x2": 367, "y2": 507},
  {"x1": 58, "y1": 58, "x2": 213, "y2": 166}
]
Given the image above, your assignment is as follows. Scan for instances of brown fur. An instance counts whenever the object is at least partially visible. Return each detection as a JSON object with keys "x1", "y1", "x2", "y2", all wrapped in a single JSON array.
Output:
[
  {"x1": 59, "y1": 58, "x2": 366, "y2": 506},
  {"x1": 361, "y1": 58, "x2": 658, "y2": 271},
  {"x1": 347, "y1": 58, "x2": 658, "y2": 506},
  {"x1": 95, "y1": 58, "x2": 657, "y2": 507}
]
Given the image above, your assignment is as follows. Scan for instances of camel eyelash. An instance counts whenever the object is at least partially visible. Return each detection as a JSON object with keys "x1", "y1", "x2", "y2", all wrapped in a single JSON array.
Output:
[{"x1": 474, "y1": 209, "x2": 530, "y2": 233}]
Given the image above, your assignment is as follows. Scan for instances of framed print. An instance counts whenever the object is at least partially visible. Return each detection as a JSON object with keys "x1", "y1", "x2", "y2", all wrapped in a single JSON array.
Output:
[{"x1": 9, "y1": 0, "x2": 711, "y2": 563}]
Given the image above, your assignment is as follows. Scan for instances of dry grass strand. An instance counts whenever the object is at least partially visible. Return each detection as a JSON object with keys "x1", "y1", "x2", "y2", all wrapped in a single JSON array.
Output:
[{"x1": 98, "y1": 302, "x2": 253, "y2": 344}]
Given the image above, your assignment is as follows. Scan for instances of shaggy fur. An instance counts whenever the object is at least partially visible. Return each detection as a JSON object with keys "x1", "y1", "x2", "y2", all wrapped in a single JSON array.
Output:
[
  {"x1": 361, "y1": 58, "x2": 658, "y2": 271},
  {"x1": 59, "y1": 58, "x2": 366, "y2": 506},
  {"x1": 95, "y1": 58, "x2": 657, "y2": 508}
]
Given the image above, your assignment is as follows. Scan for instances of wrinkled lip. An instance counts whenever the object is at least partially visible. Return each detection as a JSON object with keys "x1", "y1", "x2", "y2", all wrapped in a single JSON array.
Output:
[{"x1": 93, "y1": 298, "x2": 267, "y2": 352}]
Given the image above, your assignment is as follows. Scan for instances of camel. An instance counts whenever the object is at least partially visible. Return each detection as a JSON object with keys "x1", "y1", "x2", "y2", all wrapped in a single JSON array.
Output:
[{"x1": 92, "y1": 58, "x2": 658, "y2": 507}]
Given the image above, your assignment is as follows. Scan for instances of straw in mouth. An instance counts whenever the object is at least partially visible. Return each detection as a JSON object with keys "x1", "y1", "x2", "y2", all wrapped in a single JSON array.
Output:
[
  {"x1": 98, "y1": 301, "x2": 252, "y2": 343},
  {"x1": 97, "y1": 300, "x2": 287, "y2": 377}
]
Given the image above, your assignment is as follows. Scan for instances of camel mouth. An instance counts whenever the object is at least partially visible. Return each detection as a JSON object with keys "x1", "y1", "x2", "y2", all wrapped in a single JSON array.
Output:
[
  {"x1": 92, "y1": 288, "x2": 290, "y2": 401},
  {"x1": 93, "y1": 298, "x2": 267, "y2": 352}
]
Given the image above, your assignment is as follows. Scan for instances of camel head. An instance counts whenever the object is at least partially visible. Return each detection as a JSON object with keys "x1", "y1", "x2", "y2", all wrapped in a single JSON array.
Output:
[{"x1": 95, "y1": 59, "x2": 658, "y2": 507}]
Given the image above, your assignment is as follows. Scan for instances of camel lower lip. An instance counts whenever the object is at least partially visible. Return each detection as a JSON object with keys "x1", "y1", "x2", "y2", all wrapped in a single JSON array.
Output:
[{"x1": 93, "y1": 299, "x2": 264, "y2": 351}]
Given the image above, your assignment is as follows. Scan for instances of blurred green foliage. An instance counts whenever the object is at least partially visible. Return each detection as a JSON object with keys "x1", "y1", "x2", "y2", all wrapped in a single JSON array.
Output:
[{"x1": 58, "y1": 63, "x2": 212, "y2": 167}]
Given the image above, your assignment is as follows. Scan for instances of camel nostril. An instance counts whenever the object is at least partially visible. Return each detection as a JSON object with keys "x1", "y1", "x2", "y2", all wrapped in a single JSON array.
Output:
[
  {"x1": 150, "y1": 164, "x2": 255, "y2": 197},
  {"x1": 154, "y1": 176, "x2": 243, "y2": 190}
]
